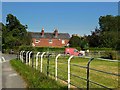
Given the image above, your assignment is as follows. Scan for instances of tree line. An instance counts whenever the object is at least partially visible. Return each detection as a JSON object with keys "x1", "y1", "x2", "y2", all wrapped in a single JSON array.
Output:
[
  {"x1": 1, "y1": 14, "x2": 120, "y2": 52},
  {"x1": 69, "y1": 15, "x2": 120, "y2": 50},
  {"x1": 1, "y1": 14, "x2": 31, "y2": 51}
]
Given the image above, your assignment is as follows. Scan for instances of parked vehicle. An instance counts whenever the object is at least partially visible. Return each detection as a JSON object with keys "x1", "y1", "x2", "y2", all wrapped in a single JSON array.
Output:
[{"x1": 65, "y1": 48, "x2": 84, "y2": 56}]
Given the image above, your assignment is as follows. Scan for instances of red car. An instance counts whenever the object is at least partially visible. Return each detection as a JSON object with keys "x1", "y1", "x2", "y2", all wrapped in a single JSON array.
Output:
[{"x1": 65, "y1": 48, "x2": 83, "y2": 56}]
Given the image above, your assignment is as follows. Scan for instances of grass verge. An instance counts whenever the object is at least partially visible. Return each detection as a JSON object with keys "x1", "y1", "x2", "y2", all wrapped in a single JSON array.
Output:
[
  {"x1": 10, "y1": 59, "x2": 67, "y2": 89},
  {"x1": 36, "y1": 56, "x2": 119, "y2": 88}
]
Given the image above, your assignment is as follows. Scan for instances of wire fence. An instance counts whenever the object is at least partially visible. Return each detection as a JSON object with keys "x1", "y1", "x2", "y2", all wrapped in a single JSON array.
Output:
[{"x1": 18, "y1": 51, "x2": 120, "y2": 90}]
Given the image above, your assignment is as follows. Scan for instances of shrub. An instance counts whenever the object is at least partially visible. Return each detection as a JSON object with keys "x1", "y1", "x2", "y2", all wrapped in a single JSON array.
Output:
[
  {"x1": 19, "y1": 45, "x2": 34, "y2": 51},
  {"x1": 34, "y1": 47, "x2": 65, "y2": 53},
  {"x1": 89, "y1": 47, "x2": 113, "y2": 51}
]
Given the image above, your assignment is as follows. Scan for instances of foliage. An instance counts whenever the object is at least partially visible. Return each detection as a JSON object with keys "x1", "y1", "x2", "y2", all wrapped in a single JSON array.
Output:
[
  {"x1": 10, "y1": 59, "x2": 67, "y2": 89},
  {"x1": 35, "y1": 47, "x2": 65, "y2": 52},
  {"x1": 19, "y1": 46, "x2": 65, "y2": 53},
  {"x1": 86, "y1": 15, "x2": 120, "y2": 50},
  {"x1": 69, "y1": 35, "x2": 89, "y2": 50},
  {"x1": 86, "y1": 27, "x2": 101, "y2": 47},
  {"x1": 2, "y1": 14, "x2": 32, "y2": 50},
  {"x1": 19, "y1": 45, "x2": 34, "y2": 51},
  {"x1": 89, "y1": 47, "x2": 113, "y2": 51},
  {"x1": 69, "y1": 36, "x2": 81, "y2": 47}
]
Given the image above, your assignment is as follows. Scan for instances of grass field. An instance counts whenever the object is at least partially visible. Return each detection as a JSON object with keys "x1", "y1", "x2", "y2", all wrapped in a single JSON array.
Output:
[
  {"x1": 10, "y1": 59, "x2": 68, "y2": 89},
  {"x1": 30, "y1": 55, "x2": 119, "y2": 89}
]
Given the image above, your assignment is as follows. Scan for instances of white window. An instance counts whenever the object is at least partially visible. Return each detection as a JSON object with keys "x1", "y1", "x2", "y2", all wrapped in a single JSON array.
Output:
[
  {"x1": 49, "y1": 39, "x2": 52, "y2": 44},
  {"x1": 62, "y1": 40, "x2": 65, "y2": 44},
  {"x1": 35, "y1": 39, "x2": 40, "y2": 43}
]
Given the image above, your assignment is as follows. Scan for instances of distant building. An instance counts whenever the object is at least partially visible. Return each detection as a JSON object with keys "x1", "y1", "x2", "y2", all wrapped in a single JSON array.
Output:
[{"x1": 29, "y1": 28, "x2": 70, "y2": 47}]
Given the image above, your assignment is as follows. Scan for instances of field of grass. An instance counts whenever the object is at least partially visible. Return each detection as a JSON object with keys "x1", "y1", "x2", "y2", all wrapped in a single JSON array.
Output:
[
  {"x1": 30, "y1": 55, "x2": 119, "y2": 89},
  {"x1": 10, "y1": 59, "x2": 68, "y2": 89}
]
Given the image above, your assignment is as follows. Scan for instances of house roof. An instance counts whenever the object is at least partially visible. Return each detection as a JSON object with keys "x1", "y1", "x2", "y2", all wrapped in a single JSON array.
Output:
[{"x1": 28, "y1": 32, "x2": 70, "y2": 40}]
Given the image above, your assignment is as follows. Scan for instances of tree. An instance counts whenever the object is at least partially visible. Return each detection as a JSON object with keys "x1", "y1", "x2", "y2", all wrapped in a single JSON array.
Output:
[
  {"x1": 69, "y1": 35, "x2": 81, "y2": 47},
  {"x1": 80, "y1": 37, "x2": 89, "y2": 50},
  {"x1": 69, "y1": 35, "x2": 89, "y2": 50},
  {"x1": 2, "y1": 14, "x2": 31, "y2": 50},
  {"x1": 86, "y1": 15, "x2": 120, "y2": 50},
  {"x1": 99, "y1": 15, "x2": 119, "y2": 49},
  {"x1": 86, "y1": 27, "x2": 101, "y2": 47}
]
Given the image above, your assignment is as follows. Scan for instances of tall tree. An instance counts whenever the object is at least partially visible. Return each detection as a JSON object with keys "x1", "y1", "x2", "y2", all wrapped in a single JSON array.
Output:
[
  {"x1": 86, "y1": 15, "x2": 120, "y2": 50},
  {"x1": 69, "y1": 35, "x2": 81, "y2": 47},
  {"x1": 69, "y1": 35, "x2": 89, "y2": 50},
  {"x1": 2, "y1": 14, "x2": 31, "y2": 50},
  {"x1": 86, "y1": 27, "x2": 101, "y2": 47},
  {"x1": 99, "y1": 15, "x2": 119, "y2": 49}
]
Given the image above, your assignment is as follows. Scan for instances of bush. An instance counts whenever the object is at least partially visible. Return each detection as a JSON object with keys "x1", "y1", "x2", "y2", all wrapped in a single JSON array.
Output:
[
  {"x1": 34, "y1": 47, "x2": 65, "y2": 53},
  {"x1": 19, "y1": 46, "x2": 65, "y2": 53},
  {"x1": 89, "y1": 47, "x2": 113, "y2": 51},
  {"x1": 100, "y1": 51, "x2": 119, "y2": 60},
  {"x1": 19, "y1": 45, "x2": 34, "y2": 51}
]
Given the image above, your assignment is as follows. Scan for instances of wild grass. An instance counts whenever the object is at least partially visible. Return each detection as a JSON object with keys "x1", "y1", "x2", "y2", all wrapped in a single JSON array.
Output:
[
  {"x1": 34, "y1": 56, "x2": 119, "y2": 89},
  {"x1": 10, "y1": 59, "x2": 67, "y2": 89}
]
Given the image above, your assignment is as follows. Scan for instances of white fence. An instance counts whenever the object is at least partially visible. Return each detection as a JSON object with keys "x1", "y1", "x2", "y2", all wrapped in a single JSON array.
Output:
[
  {"x1": 19, "y1": 51, "x2": 120, "y2": 90},
  {"x1": 19, "y1": 51, "x2": 76, "y2": 89}
]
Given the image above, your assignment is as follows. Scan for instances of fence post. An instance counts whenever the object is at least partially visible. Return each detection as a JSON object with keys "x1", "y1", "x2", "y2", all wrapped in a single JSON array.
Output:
[
  {"x1": 31, "y1": 52, "x2": 34, "y2": 68},
  {"x1": 21, "y1": 51, "x2": 23, "y2": 61},
  {"x1": 20, "y1": 51, "x2": 23, "y2": 61},
  {"x1": 18, "y1": 51, "x2": 20, "y2": 60},
  {"x1": 22, "y1": 51, "x2": 25, "y2": 63},
  {"x1": 20, "y1": 51, "x2": 21, "y2": 60},
  {"x1": 29, "y1": 51, "x2": 32, "y2": 66},
  {"x1": 17, "y1": 52, "x2": 19, "y2": 60},
  {"x1": 40, "y1": 52, "x2": 46, "y2": 72},
  {"x1": 36, "y1": 52, "x2": 40, "y2": 70},
  {"x1": 68, "y1": 55, "x2": 74, "y2": 90},
  {"x1": 55, "y1": 54, "x2": 61, "y2": 81},
  {"x1": 87, "y1": 58, "x2": 94, "y2": 90},
  {"x1": 47, "y1": 54, "x2": 51, "y2": 76},
  {"x1": 26, "y1": 51, "x2": 29, "y2": 65}
]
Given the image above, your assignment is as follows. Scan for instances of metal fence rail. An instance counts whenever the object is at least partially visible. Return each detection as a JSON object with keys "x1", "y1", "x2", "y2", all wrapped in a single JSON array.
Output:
[
  {"x1": 18, "y1": 51, "x2": 119, "y2": 90},
  {"x1": 89, "y1": 67, "x2": 120, "y2": 76}
]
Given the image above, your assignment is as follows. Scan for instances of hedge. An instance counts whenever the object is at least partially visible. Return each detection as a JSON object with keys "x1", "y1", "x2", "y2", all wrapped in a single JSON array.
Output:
[
  {"x1": 89, "y1": 47, "x2": 113, "y2": 51},
  {"x1": 18, "y1": 46, "x2": 65, "y2": 53}
]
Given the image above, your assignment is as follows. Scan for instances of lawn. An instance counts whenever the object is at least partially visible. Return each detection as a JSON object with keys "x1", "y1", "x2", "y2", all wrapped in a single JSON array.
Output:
[
  {"x1": 31, "y1": 55, "x2": 119, "y2": 89},
  {"x1": 10, "y1": 59, "x2": 68, "y2": 89}
]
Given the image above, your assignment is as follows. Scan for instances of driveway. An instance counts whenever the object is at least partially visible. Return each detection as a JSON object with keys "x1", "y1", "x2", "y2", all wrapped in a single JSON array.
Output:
[{"x1": 1, "y1": 53, "x2": 26, "y2": 89}]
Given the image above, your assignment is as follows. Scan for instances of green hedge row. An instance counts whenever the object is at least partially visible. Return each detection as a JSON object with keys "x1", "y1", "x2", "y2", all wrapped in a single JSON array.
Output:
[
  {"x1": 35, "y1": 47, "x2": 65, "y2": 52},
  {"x1": 18, "y1": 46, "x2": 84, "y2": 52},
  {"x1": 19, "y1": 45, "x2": 34, "y2": 51},
  {"x1": 89, "y1": 47, "x2": 113, "y2": 51},
  {"x1": 19, "y1": 45, "x2": 65, "y2": 52}
]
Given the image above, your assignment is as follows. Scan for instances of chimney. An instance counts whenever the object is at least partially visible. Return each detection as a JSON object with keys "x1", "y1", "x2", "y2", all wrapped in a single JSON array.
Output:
[
  {"x1": 41, "y1": 28, "x2": 44, "y2": 37},
  {"x1": 54, "y1": 29, "x2": 58, "y2": 38}
]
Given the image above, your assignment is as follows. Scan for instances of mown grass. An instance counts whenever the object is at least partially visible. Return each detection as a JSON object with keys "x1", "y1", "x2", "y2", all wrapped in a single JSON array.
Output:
[
  {"x1": 10, "y1": 59, "x2": 68, "y2": 89},
  {"x1": 33, "y1": 56, "x2": 119, "y2": 89}
]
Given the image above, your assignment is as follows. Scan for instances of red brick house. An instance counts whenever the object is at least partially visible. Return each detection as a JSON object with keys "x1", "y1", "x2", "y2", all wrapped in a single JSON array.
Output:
[{"x1": 29, "y1": 28, "x2": 70, "y2": 47}]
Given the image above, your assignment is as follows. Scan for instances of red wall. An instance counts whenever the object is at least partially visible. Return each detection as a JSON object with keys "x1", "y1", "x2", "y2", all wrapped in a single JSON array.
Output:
[{"x1": 32, "y1": 38, "x2": 69, "y2": 47}]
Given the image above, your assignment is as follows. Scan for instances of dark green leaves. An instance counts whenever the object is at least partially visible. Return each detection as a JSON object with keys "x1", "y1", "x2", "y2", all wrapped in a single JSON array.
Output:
[{"x1": 2, "y1": 14, "x2": 31, "y2": 50}]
